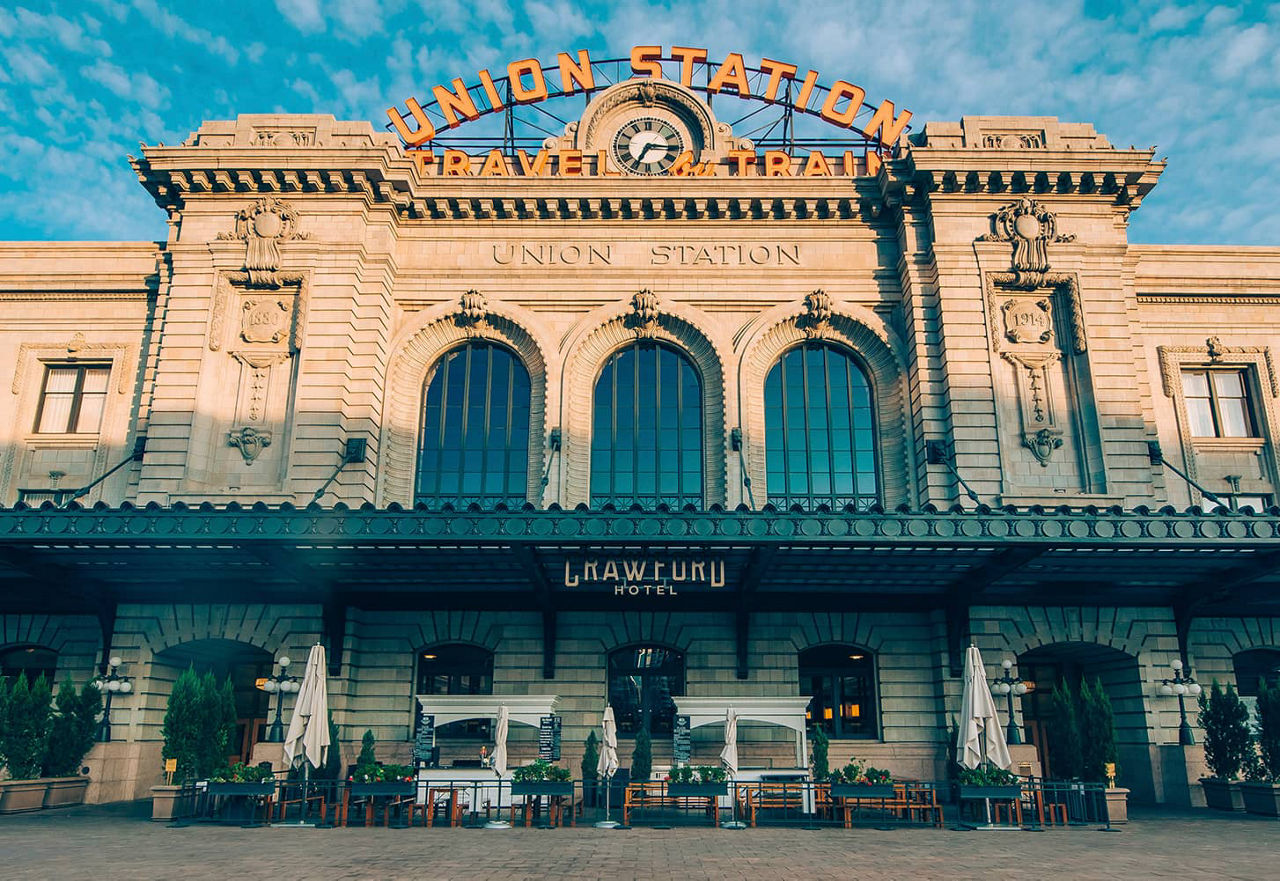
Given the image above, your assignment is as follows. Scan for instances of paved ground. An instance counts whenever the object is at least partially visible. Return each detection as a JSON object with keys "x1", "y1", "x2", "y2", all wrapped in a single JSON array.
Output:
[{"x1": 0, "y1": 801, "x2": 1275, "y2": 880}]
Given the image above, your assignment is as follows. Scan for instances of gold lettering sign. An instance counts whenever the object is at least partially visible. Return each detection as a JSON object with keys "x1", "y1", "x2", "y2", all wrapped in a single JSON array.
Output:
[{"x1": 562, "y1": 555, "x2": 727, "y2": 597}]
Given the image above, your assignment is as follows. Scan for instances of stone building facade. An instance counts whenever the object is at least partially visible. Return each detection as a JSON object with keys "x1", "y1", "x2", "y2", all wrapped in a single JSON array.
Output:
[{"x1": 2, "y1": 81, "x2": 1279, "y2": 807}]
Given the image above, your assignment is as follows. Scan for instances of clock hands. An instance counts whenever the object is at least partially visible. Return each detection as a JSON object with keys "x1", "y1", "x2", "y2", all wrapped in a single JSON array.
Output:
[{"x1": 636, "y1": 140, "x2": 666, "y2": 162}]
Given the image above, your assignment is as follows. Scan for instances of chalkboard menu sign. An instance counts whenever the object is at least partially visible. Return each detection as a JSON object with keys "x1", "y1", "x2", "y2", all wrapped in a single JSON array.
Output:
[
  {"x1": 413, "y1": 712, "x2": 435, "y2": 766},
  {"x1": 673, "y1": 714, "x2": 691, "y2": 764},
  {"x1": 538, "y1": 715, "x2": 562, "y2": 760}
]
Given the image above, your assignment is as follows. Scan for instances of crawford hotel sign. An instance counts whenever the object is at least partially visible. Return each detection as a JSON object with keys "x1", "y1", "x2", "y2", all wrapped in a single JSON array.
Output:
[{"x1": 386, "y1": 45, "x2": 912, "y2": 178}]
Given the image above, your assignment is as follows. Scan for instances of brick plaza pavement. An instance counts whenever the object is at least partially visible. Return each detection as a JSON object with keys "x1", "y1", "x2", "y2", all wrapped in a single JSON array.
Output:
[{"x1": 0, "y1": 801, "x2": 1274, "y2": 880}]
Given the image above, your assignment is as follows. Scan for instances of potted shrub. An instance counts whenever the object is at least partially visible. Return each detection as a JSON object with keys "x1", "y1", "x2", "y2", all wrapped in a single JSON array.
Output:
[
  {"x1": 1198, "y1": 680, "x2": 1252, "y2": 811},
  {"x1": 207, "y1": 762, "x2": 277, "y2": 796},
  {"x1": 666, "y1": 764, "x2": 727, "y2": 797},
  {"x1": 511, "y1": 759, "x2": 575, "y2": 797},
  {"x1": 829, "y1": 761, "x2": 896, "y2": 799},
  {"x1": 153, "y1": 668, "x2": 237, "y2": 820},
  {"x1": 956, "y1": 764, "x2": 1022, "y2": 800},
  {"x1": 630, "y1": 725, "x2": 652, "y2": 783},
  {"x1": 0, "y1": 673, "x2": 53, "y2": 814},
  {"x1": 581, "y1": 731, "x2": 599, "y2": 807},
  {"x1": 1241, "y1": 677, "x2": 1280, "y2": 817},
  {"x1": 42, "y1": 678, "x2": 101, "y2": 808},
  {"x1": 1079, "y1": 677, "x2": 1128, "y2": 823},
  {"x1": 348, "y1": 732, "x2": 415, "y2": 796}
]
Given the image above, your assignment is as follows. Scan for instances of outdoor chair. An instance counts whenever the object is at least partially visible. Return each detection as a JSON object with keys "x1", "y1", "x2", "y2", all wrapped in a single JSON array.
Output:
[{"x1": 274, "y1": 781, "x2": 326, "y2": 824}]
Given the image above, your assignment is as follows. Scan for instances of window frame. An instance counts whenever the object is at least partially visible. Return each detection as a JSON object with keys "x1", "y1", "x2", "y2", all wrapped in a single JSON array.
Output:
[
  {"x1": 0, "y1": 644, "x2": 58, "y2": 685},
  {"x1": 607, "y1": 644, "x2": 687, "y2": 739},
  {"x1": 799, "y1": 644, "x2": 880, "y2": 740},
  {"x1": 32, "y1": 362, "x2": 112, "y2": 435},
  {"x1": 1180, "y1": 367, "x2": 1258, "y2": 439},
  {"x1": 413, "y1": 642, "x2": 496, "y2": 740},
  {"x1": 763, "y1": 342, "x2": 881, "y2": 511}
]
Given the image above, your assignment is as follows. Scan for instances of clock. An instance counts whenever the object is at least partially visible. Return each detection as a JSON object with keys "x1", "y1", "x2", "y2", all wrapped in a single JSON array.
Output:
[{"x1": 611, "y1": 116, "x2": 686, "y2": 176}]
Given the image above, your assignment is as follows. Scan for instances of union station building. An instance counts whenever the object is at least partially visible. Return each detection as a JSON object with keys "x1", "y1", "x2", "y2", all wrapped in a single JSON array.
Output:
[{"x1": 2, "y1": 67, "x2": 1279, "y2": 808}]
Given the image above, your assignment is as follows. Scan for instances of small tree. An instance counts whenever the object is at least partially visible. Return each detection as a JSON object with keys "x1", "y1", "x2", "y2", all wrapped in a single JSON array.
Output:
[
  {"x1": 43, "y1": 678, "x2": 102, "y2": 777},
  {"x1": 1078, "y1": 678, "x2": 1119, "y2": 783},
  {"x1": 1048, "y1": 681, "x2": 1083, "y2": 780},
  {"x1": 811, "y1": 725, "x2": 830, "y2": 781},
  {"x1": 356, "y1": 729, "x2": 377, "y2": 771},
  {"x1": 1256, "y1": 677, "x2": 1280, "y2": 782},
  {"x1": 630, "y1": 726, "x2": 652, "y2": 782},
  {"x1": 193, "y1": 672, "x2": 236, "y2": 779},
  {"x1": 162, "y1": 668, "x2": 202, "y2": 783},
  {"x1": 1, "y1": 674, "x2": 53, "y2": 780},
  {"x1": 581, "y1": 729, "x2": 599, "y2": 782},
  {"x1": 1198, "y1": 680, "x2": 1253, "y2": 781}
]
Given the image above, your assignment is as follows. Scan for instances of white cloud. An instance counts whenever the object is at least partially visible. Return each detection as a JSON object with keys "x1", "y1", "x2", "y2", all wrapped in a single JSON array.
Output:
[
  {"x1": 80, "y1": 59, "x2": 171, "y2": 109},
  {"x1": 2, "y1": 46, "x2": 58, "y2": 85},
  {"x1": 12, "y1": 7, "x2": 115, "y2": 57},
  {"x1": 276, "y1": 0, "x2": 326, "y2": 33},
  {"x1": 332, "y1": 0, "x2": 389, "y2": 40},
  {"x1": 130, "y1": 0, "x2": 239, "y2": 64}
]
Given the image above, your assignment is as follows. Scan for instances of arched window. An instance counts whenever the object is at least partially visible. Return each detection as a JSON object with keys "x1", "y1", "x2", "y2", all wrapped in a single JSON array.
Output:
[
  {"x1": 1234, "y1": 649, "x2": 1280, "y2": 698},
  {"x1": 0, "y1": 645, "x2": 57, "y2": 685},
  {"x1": 416, "y1": 643, "x2": 494, "y2": 739},
  {"x1": 765, "y1": 344, "x2": 878, "y2": 510},
  {"x1": 800, "y1": 645, "x2": 878, "y2": 739},
  {"x1": 417, "y1": 342, "x2": 530, "y2": 508},
  {"x1": 608, "y1": 646, "x2": 685, "y2": 737},
  {"x1": 591, "y1": 342, "x2": 702, "y2": 508}
]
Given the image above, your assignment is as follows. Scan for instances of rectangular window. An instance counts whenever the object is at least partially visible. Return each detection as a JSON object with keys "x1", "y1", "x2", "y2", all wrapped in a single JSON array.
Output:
[
  {"x1": 1182, "y1": 368, "x2": 1256, "y2": 438},
  {"x1": 1204, "y1": 493, "x2": 1272, "y2": 513},
  {"x1": 33, "y1": 364, "x2": 110, "y2": 434}
]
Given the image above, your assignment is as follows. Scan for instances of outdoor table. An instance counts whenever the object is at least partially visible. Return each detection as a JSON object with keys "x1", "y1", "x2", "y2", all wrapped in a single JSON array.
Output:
[{"x1": 425, "y1": 787, "x2": 465, "y2": 827}]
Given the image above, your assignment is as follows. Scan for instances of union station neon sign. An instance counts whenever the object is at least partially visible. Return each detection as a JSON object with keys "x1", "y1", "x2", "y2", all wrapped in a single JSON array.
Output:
[{"x1": 387, "y1": 45, "x2": 912, "y2": 178}]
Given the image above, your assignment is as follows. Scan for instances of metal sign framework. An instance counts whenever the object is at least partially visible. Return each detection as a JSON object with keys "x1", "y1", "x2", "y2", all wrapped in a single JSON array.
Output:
[{"x1": 386, "y1": 54, "x2": 908, "y2": 158}]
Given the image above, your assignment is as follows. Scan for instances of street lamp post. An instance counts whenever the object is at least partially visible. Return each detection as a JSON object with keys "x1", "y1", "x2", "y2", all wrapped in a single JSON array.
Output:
[
  {"x1": 260, "y1": 656, "x2": 299, "y2": 743},
  {"x1": 95, "y1": 657, "x2": 132, "y2": 743},
  {"x1": 991, "y1": 658, "x2": 1028, "y2": 745},
  {"x1": 1159, "y1": 658, "x2": 1202, "y2": 746}
]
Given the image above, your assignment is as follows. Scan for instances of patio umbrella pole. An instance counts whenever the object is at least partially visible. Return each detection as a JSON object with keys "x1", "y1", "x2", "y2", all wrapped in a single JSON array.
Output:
[{"x1": 594, "y1": 771, "x2": 619, "y2": 828}]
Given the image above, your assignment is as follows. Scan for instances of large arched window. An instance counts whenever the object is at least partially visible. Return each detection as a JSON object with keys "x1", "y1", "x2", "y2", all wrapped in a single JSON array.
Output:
[
  {"x1": 800, "y1": 644, "x2": 878, "y2": 739},
  {"x1": 608, "y1": 645, "x2": 685, "y2": 737},
  {"x1": 0, "y1": 644, "x2": 57, "y2": 685},
  {"x1": 765, "y1": 344, "x2": 878, "y2": 510},
  {"x1": 417, "y1": 342, "x2": 530, "y2": 507},
  {"x1": 591, "y1": 342, "x2": 703, "y2": 508},
  {"x1": 416, "y1": 643, "x2": 495, "y2": 739}
]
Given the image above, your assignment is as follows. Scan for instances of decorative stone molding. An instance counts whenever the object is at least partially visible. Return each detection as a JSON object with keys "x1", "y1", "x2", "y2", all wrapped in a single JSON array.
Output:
[
  {"x1": 739, "y1": 305, "x2": 912, "y2": 508},
  {"x1": 227, "y1": 426, "x2": 272, "y2": 464},
  {"x1": 561, "y1": 302, "x2": 728, "y2": 508},
  {"x1": 215, "y1": 199, "x2": 309, "y2": 288},
  {"x1": 379, "y1": 306, "x2": 549, "y2": 507},
  {"x1": 978, "y1": 198, "x2": 1076, "y2": 288},
  {"x1": 1156, "y1": 339, "x2": 1280, "y2": 485},
  {"x1": 11, "y1": 335, "x2": 133, "y2": 395},
  {"x1": 1002, "y1": 298, "x2": 1053, "y2": 345},
  {"x1": 209, "y1": 271, "x2": 307, "y2": 352},
  {"x1": 985, "y1": 272, "x2": 1086, "y2": 355},
  {"x1": 626, "y1": 289, "x2": 661, "y2": 339},
  {"x1": 240, "y1": 297, "x2": 290, "y2": 344},
  {"x1": 796, "y1": 290, "x2": 834, "y2": 340},
  {"x1": 455, "y1": 289, "x2": 488, "y2": 336}
]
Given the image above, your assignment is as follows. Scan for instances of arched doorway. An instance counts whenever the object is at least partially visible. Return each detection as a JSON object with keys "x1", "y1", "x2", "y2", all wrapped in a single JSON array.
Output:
[
  {"x1": 1235, "y1": 648, "x2": 1280, "y2": 729},
  {"x1": 1017, "y1": 642, "x2": 1153, "y2": 802},
  {"x1": 0, "y1": 644, "x2": 58, "y2": 685},
  {"x1": 152, "y1": 639, "x2": 273, "y2": 766}
]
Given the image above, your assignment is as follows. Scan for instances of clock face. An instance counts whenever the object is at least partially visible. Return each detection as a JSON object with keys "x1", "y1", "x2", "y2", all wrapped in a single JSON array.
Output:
[{"x1": 611, "y1": 116, "x2": 685, "y2": 176}]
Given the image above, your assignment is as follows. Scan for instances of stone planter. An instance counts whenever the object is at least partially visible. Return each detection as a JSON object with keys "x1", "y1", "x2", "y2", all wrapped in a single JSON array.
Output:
[
  {"x1": 1200, "y1": 777, "x2": 1245, "y2": 811},
  {"x1": 150, "y1": 784, "x2": 185, "y2": 821},
  {"x1": 1104, "y1": 787, "x2": 1130, "y2": 824},
  {"x1": 43, "y1": 777, "x2": 90, "y2": 808},
  {"x1": 1240, "y1": 782, "x2": 1280, "y2": 817},
  {"x1": 511, "y1": 782, "x2": 574, "y2": 798},
  {"x1": 0, "y1": 779, "x2": 50, "y2": 814},
  {"x1": 831, "y1": 783, "x2": 897, "y2": 799},
  {"x1": 667, "y1": 782, "x2": 727, "y2": 798}
]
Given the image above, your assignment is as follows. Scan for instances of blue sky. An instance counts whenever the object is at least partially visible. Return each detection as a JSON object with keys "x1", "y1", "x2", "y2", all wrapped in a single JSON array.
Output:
[{"x1": 1, "y1": 0, "x2": 1278, "y2": 244}]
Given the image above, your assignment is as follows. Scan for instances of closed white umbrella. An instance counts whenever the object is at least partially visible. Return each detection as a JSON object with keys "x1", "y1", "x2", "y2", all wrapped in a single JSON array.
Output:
[
  {"x1": 492, "y1": 704, "x2": 509, "y2": 777},
  {"x1": 283, "y1": 643, "x2": 329, "y2": 770},
  {"x1": 720, "y1": 708, "x2": 739, "y2": 774},
  {"x1": 957, "y1": 645, "x2": 1012, "y2": 770},
  {"x1": 597, "y1": 706, "x2": 619, "y2": 778},
  {"x1": 594, "y1": 705, "x2": 620, "y2": 828}
]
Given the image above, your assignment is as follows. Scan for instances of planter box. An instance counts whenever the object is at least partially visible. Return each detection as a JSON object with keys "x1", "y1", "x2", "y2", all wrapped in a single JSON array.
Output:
[
  {"x1": 667, "y1": 782, "x2": 727, "y2": 798},
  {"x1": 43, "y1": 777, "x2": 90, "y2": 808},
  {"x1": 1200, "y1": 777, "x2": 1245, "y2": 811},
  {"x1": 349, "y1": 782, "x2": 415, "y2": 797},
  {"x1": 1241, "y1": 782, "x2": 1280, "y2": 817},
  {"x1": 151, "y1": 784, "x2": 185, "y2": 821},
  {"x1": 831, "y1": 783, "x2": 897, "y2": 799},
  {"x1": 207, "y1": 782, "x2": 276, "y2": 797},
  {"x1": 1104, "y1": 787, "x2": 1130, "y2": 824},
  {"x1": 958, "y1": 785, "x2": 1023, "y2": 800},
  {"x1": 511, "y1": 782, "x2": 574, "y2": 798},
  {"x1": 0, "y1": 779, "x2": 49, "y2": 814}
]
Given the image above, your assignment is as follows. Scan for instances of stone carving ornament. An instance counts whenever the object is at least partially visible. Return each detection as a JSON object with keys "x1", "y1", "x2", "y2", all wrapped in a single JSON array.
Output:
[
  {"x1": 1002, "y1": 298, "x2": 1053, "y2": 345},
  {"x1": 217, "y1": 198, "x2": 309, "y2": 288},
  {"x1": 240, "y1": 298, "x2": 290, "y2": 344},
  {"x1": 455, "y1": 289, "x2": 488, "y2": 336},
  {"x1": 627, "y1": 289, "x2": 661, "y2": 339},
  {"x1": 979, "y1": 198, "x2": 1075, "y2": 288},
  {"x1": 228, "y1": 426, "x2": 272, "y2": 464},
  {"x1": 797, "y1": 289, "x2": 833, "y2": 340}
]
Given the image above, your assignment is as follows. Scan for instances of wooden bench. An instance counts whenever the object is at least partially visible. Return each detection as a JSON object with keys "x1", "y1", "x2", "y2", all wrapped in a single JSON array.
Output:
[
  {"x1": 623, "y1": 782, "x2": 719, "y2": 826},
  {"x1": 737, "y1": 783, "x2": 806, "y2": 827}
]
